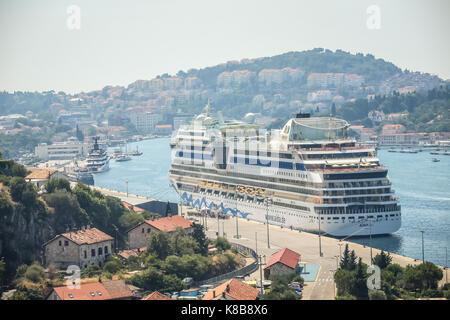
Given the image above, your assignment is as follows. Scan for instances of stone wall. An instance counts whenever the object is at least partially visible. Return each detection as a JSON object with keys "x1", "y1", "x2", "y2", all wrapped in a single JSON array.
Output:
[{"x1": 44, "y1": 236, "x2": 113, "y2": 269}]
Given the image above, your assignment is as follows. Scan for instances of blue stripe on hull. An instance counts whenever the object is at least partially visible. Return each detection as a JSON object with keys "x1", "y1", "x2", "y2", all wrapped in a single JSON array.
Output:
[{"x1": 181, "y1": 192, "x2": 252, "y2": 219}]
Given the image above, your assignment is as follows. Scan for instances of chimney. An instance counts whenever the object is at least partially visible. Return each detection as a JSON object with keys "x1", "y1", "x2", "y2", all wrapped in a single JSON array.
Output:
[
  {"x1": 226, "y1": 284, "x2": 230, "y2": 293},
  {"x1": 213, "y1": 290, "x2": 216, "y2": 298}
]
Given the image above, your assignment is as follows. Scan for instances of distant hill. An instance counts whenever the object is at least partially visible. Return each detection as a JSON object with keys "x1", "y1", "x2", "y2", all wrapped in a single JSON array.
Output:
[
  {"x1": 337, "y1": 84, "x2": 450, "y2": 132},
  {"x1": 0, "y1": 48, "x2": 444, "y2": 123}
]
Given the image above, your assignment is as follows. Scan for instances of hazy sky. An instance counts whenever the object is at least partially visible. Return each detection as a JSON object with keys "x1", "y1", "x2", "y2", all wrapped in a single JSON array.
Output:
[{"x1": 0, "y1": 0, "x2": 449, "y2": 93}]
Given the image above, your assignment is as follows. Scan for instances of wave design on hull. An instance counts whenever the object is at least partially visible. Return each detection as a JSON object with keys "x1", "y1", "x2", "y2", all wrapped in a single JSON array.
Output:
[{"x1": 181, "y1": 192, "x2": 252, "y2": 219}]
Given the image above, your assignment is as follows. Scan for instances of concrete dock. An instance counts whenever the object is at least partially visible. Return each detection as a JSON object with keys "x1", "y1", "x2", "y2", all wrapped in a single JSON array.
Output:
[{"x1": 198, "y1": 215, "x2": 447, "y2": 300}]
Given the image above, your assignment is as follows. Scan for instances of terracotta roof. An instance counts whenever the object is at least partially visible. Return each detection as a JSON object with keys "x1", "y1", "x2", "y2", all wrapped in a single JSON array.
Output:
[
  {"x1": 102, "y1": 280, "x2": 134, "y2": 299},
  {"x1": 141, "y1": 291, "x2": 172, "y2": 300},
  {"x1": 122, "y1": 201, "x2": 145, "y2": 213},
  {"x1": 145, "y1": 215, "x2": 192, "y2": 232},
  {"x1": 47, "y1": 228, "x2": 114, "y2": 246},
  {"x1": 203, "y1": 279, "x2": 259, "y2": 300},
  {"x1": 118, "y1": 247, "x2": 146, "y2": 260},
  {"x1": 264, "y1": 248, "x2": 301, "y2": 270},
  {"x1": 25, "y1": 169, "x2": 57, "y2": 180},
  {"x1": 52, "y1": 280, "x2": 133, "y2": 300}
]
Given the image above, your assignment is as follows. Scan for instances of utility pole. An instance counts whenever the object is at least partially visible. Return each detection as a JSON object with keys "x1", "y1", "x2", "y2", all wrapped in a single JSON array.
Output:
[
  {"x1": 420, "y1": 230, "x2": 425, "y2": 263},
  {"x1": 216, "y1": 204, "x2": 220, "y2": 238},
  {"x1": 369, "y1": 221, "x2": 373, "y2": 263},
  {"x1": 265, "y1": 197, "x2": 272, "y2": 249},
  {"x1": 445, "y1": 247, "x2": 448, "y2": 283},
  {"x1": 234, "y1": 194, "x2": 240, "y2": 239},
  {"x1": 255, "y1": 232, "x2": 258, "y2": 256},
  {"x1": 258, "y1": 255, "x2": 266, "y2": 296},
  {"x1": 318, "y1": 211, "x2": 322, "y2": 257}
]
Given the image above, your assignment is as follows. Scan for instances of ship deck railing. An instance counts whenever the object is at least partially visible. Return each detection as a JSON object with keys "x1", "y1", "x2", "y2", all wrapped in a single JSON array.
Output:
[{"x1": 309, "y1": 165, "x2": 387, "y2": 173}]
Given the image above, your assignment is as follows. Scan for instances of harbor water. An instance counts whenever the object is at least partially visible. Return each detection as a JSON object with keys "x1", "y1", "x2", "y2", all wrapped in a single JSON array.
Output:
[{"x1": 94, "y1": 138, "x2": 450, "y2": 267}]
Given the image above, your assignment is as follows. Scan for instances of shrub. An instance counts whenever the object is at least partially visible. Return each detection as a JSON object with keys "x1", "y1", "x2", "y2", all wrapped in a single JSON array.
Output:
[
  {"x1": 336, "y1": 294, "x2": 357, "y2": 300},
  {"x1": 368, "y1": 289, "x2": 387, "y2": 300},
  {"x1": 24, "y1": 263, "x2": 45, "y2": 283},
  {"x1": 103, "y1": 259, "x2": 123, "y2": 274}
]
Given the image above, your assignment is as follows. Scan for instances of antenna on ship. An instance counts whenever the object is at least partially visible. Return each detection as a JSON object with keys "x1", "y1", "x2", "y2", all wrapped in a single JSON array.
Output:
[
  {"x1": 328, "y1": 113, "x2": 332, "y2": 141},
  {"x1": 205, "y1": 99, "x2": 211, "y2": 116}
]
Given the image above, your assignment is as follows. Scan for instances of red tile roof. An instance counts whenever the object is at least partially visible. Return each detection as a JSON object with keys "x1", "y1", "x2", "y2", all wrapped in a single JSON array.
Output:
[
  {"x1": 51, "y1": 228, "x2": 114, "y2": 246},
  {"x1": 118, "y1": 247, "x2": 146, "y2": 260},
  {"x1": 203, "y1": 279, "x2": 259, "y2": 300},
  {"x1": 122, "y1": 201, "x2": 145, "y2": 213},
  {"x1": 145, "y1": 215, "x2": 192, "y2": 232},
  {"x1": 264, "y1": 248, "x2": 300, "y2": 270},
  {"x1": 52, "y1": 280, "x2": 133, "y2": 300},
  {"x1": 141, "y1": 291, "x2": 172, "y2": 300},
  {"x1": 25, "y1": 169, "x2": 57, "y2": 180}
]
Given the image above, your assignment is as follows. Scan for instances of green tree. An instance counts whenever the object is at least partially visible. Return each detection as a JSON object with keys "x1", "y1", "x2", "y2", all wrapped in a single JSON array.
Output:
[
  {"x1": 45, "y1": 178, "x2": 71, "y2": 193},
  {"x1": 372, "y1": 250, "x2": 392, "y2": 269},
  {"x1": 147, "y1": 232, "x2": 171, "y2": 260},
  {"x1": 20, "y1": 183, "x2": 38, "y2": 208},
  {"x1": 170, "y1": 228, "x2": 199, "y2": 256},
  {"x1": 191, "y1": 223, "x2": 208, "y2": 255},
  {"x1": 263, "y1": 275, "x2": 301, "y2": 300},
  {"x1": 0, "y1": 259, "x2": 5, "y2": 285},
  {"x1": 334, "y1": 269, "x2": 355, "y2": 296},
  {"x1": 416, "y1": 262, "x2": 443, "y2": 290},
  {"x1": 103, "y1": 259, "x2": 123, "y2": 274},
  {"x1": 214, "y1": 237, "x2": 231, "y2": 252},
  {"x1": 352, "y1": 258, "x2": 368, "y2": 299},
  {"x1": 339, "y1": 244, "x2": 357, "y2": 271},
  {"x1": 9, "y1": 177, "x2": 26, "y2": 202}
]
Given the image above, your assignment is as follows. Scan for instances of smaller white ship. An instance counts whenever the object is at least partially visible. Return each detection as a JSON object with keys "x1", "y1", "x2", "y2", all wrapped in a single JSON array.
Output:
[{"x1": 86, "y1": 137, "x2": 110, "y2": 173}]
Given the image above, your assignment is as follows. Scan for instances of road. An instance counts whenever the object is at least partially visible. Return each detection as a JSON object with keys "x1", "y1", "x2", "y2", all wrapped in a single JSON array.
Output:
[{"x1": 196, "y1": 214, "x2": 430, "y2": 300}]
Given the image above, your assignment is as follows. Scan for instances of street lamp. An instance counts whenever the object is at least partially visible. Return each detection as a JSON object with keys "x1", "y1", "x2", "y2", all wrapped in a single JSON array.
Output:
[
  {"x1": 318, "y1": 211, "x2": 323, "y2": 257},
  {"x1": 420, "y1": 230, "x2": 425, "y2": 263},
  {"x1": 338, "y1": 241, "x2": 343, "y2": 262},
  {"x1": 125, "y1": 180, "x2": 128, "y2": 197},
  {"x1": 369, "y1": 219, "x2": 373, "y2": 263},
  {"x1": 264, "y1": 197, "x2": 273, "y2": 249},
  {"x1": 234, "y1": 193, "x2": 240, "y2": 239}
]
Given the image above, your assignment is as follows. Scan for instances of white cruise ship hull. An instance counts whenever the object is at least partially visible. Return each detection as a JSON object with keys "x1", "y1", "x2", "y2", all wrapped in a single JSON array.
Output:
[{"x1": 176, "y1": 189, "x2": 401, "y2": 237}]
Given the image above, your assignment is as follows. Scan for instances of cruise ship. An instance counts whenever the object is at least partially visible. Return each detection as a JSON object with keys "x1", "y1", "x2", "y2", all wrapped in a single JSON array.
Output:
[
  {"x1": 86, "y1": 137, "x2": 110, "y2": 173},
  {"x1": 168, "y1": 103, "x2": 401, "y2": 237}
]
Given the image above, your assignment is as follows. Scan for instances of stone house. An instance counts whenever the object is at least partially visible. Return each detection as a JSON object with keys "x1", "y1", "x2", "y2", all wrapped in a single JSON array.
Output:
[
  {"x1": 263, "y1": 248, "x2": 301, "y2": 280},
  {"x1": 127, "y1": 215, "x2": 193, "y2": 249},
  {"x1": 25, "y1": 168, "x2": 68, "y2": 190},
  {"x1": 43, "y1": 227, "x2": 114, "y2": 269}
]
